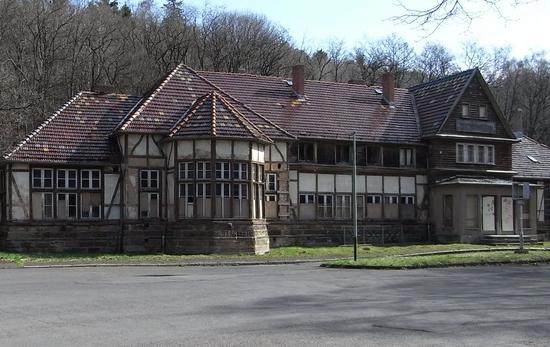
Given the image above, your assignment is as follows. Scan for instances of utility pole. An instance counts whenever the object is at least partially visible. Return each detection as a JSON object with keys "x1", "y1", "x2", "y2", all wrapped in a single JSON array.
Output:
[{"x1": 352, "y1": 132, "x2": 358, "y2": 261}]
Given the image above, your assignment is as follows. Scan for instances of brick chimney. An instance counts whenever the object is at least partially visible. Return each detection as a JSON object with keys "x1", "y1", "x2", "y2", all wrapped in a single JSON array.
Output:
[
  {"x1": 292, "y1": 65, "x2": 305, "y2": 97},
  {"x1": 382, "y1": 72, "x2": 395, "y2": 105}
]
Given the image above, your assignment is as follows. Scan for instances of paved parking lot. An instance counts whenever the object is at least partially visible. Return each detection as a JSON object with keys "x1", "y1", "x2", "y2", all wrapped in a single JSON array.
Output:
[{"x1": 1, "y1": 263, "x2": 549, "y2": 346}]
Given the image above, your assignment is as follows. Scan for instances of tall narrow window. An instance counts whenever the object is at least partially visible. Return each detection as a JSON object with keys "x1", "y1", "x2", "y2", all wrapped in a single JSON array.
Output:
[
  {"x1": 32, "y1": 192, "x2": 54, "y2": 220},
  {"x1": 266, "y1": 173, "x2": 277, "y2": 192},
  {"x1": 81, "y1": 192, "x2": 101, "y2": 219},
  {"x1": 461, "y1": 103, "x2": 469, "y2": 117},
  {"x1": 178, "y1": 183, "x2": 194, "y2": 218},
  {"x1": 215, "y1": 182, "x2": 231, "y2": 218},
  {"x1": 399, "y1": 148, "x2": 414, "y2": 167},
  {"x1": 466, "y1": 145, "x2": 475, "y2": 163},
  {"x1": 140, "y1": 170, "x2": 159, "y2": 190},
  {"x1": 233, "y1": 163, "x2": 248, "y2": 180},
  {"x1": 443, "y1": 195, "x2": 453, "y2": 227},
  {"x1": 233, "y1": 183, "x2": 249, "y2": 218},
  {"x1": 196, "y1": 183, "x2": 212, "y2": 218},
  {"x1": 465, "y1": 195, "x2": 479, "y2": 228},
  {"x1": 479, "y1": 105, "x2": 487, "y2": 119},
  {"x1": 140, "y1": 192, "x2": 159, "y2": 218}
]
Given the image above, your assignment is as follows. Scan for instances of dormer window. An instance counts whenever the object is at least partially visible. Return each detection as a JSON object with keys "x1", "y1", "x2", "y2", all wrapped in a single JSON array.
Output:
[
  {"x1": 461, "y1": 104, "x2": 469, "y2": 118},
  {"x1": 479, "y1": 105, "x2": 487, "y2": 119}
]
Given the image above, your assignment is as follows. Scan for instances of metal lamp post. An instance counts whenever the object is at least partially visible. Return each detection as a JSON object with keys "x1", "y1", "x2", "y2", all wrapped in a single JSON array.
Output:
[{"x1": 352, "y1": 132, "x2": 358, "y2": 261}]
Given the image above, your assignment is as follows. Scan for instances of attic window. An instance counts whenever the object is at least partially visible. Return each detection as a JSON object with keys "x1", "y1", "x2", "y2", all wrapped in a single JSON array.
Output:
[
  {"x1": 461, "y1": 104, "x2": 470, "y2": 118},
  {"x1": 527, "y1": 155, "x2": 539, "y2": 163},
  {"x1": 479, "y1": 105, "x2": 487, "y2": 119}
]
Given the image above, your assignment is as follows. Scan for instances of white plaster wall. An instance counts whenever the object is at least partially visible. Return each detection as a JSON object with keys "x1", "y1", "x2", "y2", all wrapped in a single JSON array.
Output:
[
  {"x1": 12, "y1": 171, "x2": 30, "y2": 220},
  {"x1": 270, "y1": 142, "x2": 287, "y2": 162},
  {"x1": 149, "y1": 135, "x2": 163, "y2": 156},
  {"x1": 335, "y1": 174, "x2": 352, "y2": 193},
  {"x1": 289, "y1": 181, "x2": 298, "y2": 205},
  {"x1": 289, "y1": 170, "x2": 298, "y2": 180},
  {"x1": 216, "y1": 140, "x2": 232, "y2": 159},
  {"x1": 129, "y1": 134, "x2": 147, "y2": 156},
  {"x1": 357, "y1": 175, "x2": 366, "y2": 193},
  {"x1": 367, "y1": 175, "x2": 383, "y2": 193},
  {"x1": 384, "y1": 176, "x2": 399, "y2": 194},
  {"x1": 299, "y1": 173, "x2": 316, "y2": 191},
  {"x1": 234, "y1": 141, "x2": 249, "y2": 160},
  {"x1": 177, "y1": 140, "x2": 193, "y2": 159},
  {"x1": 400, "y1": 176, "x2": 416, "y2": 194},
  {"x1": 195, "y1": 140, "x2": 211, "y2": 159},
  {"x1": 258, "y1": 145, "x2": 265, "y2": 163},
  {"x1": 252, "y1": 143, "x2": 259, "y2": 162},
  {"x1": 318, "y1": 174, "x2": 334, "y2": 193},
  {"x1": 104, "y1": 174, "x2": 120, "y2": 205}
]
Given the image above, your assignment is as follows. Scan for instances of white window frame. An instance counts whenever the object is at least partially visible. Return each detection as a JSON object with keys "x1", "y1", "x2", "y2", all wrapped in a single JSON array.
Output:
[
  {"x1": 400, "y1": 195, "x2": 415, "y2": 205},
  {"x1": 57, "y1": 169, "x2": 77, "y2": 189},
  {"x1": 140, "y1": 169, "x2": 159, "y2": 190},
  {"x1": 335, "y1": 194, "x2": 351, "y2": 219},
  {"x1": 384, "y1": 195, "x2": 399, "y2": 204},
  {"x1": 178, "y1": 183, "x2": 195, "y2": 219},
  {"x1": 266, "y1": 194, "x2": 277, "y2": 202},
  {"x1": 32, "y1": 168, "x2": 53, "y2": 189},
  {"x1": 178, "y1": 162, "x2": 194, "y2": 180},
  {"x1": 399, "y1": 148, "x2": 414, "y2": 167},
  {"x1": 215, "y1": 162, "x2": 231, "y2": 180},
  {"x1": 81, "y1": 169, "x2": 101, "y2": 190},
  {"x1": 479, "y1": 105, "x2": 487, "y2": 119},
  {"x1": 299, "y1": 193, "x2": 315, "y2": 204},
  {"x1": 42, "y1": 192, "x2": 54, "y2": 219},
  {"x1": 367, "y1": 195, "x2": 382, "y2": 204},
  {"x1": 456, "y1": 143, "x2": 495, "y2": 165},
  {"x1": 317, "y1": 194, "x2": 334, "y2": 218},
  {"x1": 266, "y1": 173, "x2": 277, "y2": 192},
  {"x1": 233, "y1": 162, "x2": 248, "y2": 180},
  {"x1": 197, "y1": 161, "x2": 211, "y2": 180},
  {"x1": 461, "y1": 103, "x2": 469, "y2": 118}
]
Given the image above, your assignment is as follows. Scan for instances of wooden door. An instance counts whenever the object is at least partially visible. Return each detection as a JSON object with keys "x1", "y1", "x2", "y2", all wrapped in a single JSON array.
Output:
[{"x1": 482, "y1": 196, "x2": 496, "y2": 232}]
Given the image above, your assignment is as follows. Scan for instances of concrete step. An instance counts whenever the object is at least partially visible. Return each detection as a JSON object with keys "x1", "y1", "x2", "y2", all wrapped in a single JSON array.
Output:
[{"x1": 482, "y1": 234, "x2": 541, "y2": 245}]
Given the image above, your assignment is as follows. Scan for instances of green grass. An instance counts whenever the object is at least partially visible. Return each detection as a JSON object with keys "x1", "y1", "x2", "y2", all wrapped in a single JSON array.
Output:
[
  {"x1": 324, "y1": 250, "x2": 550, "y2": 269},
  {"x1": 0, "y1": 242, "x2": 548, "y2": 267}
]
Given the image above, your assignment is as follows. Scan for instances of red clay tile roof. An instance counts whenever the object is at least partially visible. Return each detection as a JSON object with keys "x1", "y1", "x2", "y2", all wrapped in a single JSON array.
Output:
[
  {"x1": 4, "y1": 92, "x2": 141, "y2": 163},
  {"x1": 199, "y1": 71, "x2": 422, "y2": 143},
  {"x1": 409, "y1": 69, "x2": 476, "y2": 137},
  {"x1": 117, "y1": 65, "x2": 293, "y2": 140},
  {"x1": 169, "y1": 91, "x2": 272, "y2": 143},
  {"x1": 512, "y1": 136, "x2": 550, "y2": 179}
]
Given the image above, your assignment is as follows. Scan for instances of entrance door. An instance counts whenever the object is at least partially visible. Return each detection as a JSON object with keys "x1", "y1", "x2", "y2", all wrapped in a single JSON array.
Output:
[
  {"x1": 501, "y1": 197, "x2": 514, "y2": 233},
  {"x1": 482, "y1": 196, "x2": 496, "y2": 232}
]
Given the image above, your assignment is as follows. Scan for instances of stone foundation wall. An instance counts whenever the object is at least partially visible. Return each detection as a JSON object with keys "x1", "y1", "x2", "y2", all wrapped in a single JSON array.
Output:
[
  {"x1": 166, "y1": 220, "x2": 269, "y2": 255},
  {"x1": 267, "y1": 221, "x2": 431, "y2": 247}
]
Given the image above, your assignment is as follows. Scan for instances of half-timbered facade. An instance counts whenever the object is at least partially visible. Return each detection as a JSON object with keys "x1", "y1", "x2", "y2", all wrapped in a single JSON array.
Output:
[{"x1": 0, "y1": 65, "x2": 547, "y2": 253}]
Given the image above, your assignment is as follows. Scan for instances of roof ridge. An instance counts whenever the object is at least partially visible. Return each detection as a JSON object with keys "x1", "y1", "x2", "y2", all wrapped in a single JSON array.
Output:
[
  {"x1": 3, "y1": 92, "x2": 84, "y2": 160},
  {"x1": 190, "y1": 67, "x2": 296, "y2": 139},
  {"x1": 409, "y1": 68, "x2": 477, "y2": 91},
  {"x1": 168, "y1": 93, "x2": 209, "y2": 137},
  {"x1": 118, "y1": 64, "x2": 184, "y2": 132}
]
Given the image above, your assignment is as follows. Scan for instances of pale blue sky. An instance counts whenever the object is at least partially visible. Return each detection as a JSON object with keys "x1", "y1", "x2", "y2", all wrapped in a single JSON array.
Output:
[{"x1": 147, "y1": 0, "x2": 550, "y2": 60}]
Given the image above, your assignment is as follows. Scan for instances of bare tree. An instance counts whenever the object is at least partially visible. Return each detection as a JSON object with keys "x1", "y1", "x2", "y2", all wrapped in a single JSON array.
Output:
[{"x1": 415, "y1": 42, "x2": 457, "y2": 83}]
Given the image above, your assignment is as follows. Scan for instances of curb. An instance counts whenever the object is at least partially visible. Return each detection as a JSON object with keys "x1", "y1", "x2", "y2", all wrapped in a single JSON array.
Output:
[{"x1": 321, "y1": 259, "x2": 550, "y2": 270}]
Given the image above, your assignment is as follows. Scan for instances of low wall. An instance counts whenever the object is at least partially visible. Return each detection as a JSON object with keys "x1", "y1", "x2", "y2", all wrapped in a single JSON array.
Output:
[{"x1": 267, "y1": 221, "x2": 431, "y2": 247}]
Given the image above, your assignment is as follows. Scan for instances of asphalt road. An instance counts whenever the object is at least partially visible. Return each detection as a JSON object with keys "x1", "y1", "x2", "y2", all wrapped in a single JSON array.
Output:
[{"x1": 1, "y1": 264, "x2": 550, "y2": 347}]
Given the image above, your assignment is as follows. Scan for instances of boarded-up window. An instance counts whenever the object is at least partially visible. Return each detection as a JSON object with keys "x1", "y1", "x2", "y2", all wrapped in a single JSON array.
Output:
[
  {"x1": 443, "y1": 195, "x2": 453, "y2": 227},
  {"x1": 140, "y1": 192, "x2": 159, "y2": 218},
  {"x1": 32, "y1": 192, "x2": 54, "y2": 220},
  {"x1": 465, "y1": 195, "x2": 479, "y2": 228},
  {"x1": 81, "y1": 192, "x2": 101, "y2": 219}
]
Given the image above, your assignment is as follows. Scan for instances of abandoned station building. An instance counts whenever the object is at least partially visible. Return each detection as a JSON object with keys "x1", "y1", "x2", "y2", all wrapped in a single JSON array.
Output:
[{"x1": 1, "y1": 65, "x2": 549, "y2": 254}]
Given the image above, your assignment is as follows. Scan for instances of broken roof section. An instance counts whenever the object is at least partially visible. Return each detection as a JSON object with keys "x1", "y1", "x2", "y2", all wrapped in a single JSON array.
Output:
[
  {"x1": 409, "y1": 69, "x2": 476, "y2": 137},
  {"x1": 4, "y1": 92, "x2": 141, "y2": 164},
  {"x1": 169, "y1": 91, "x2": 272, "y2": 143}
]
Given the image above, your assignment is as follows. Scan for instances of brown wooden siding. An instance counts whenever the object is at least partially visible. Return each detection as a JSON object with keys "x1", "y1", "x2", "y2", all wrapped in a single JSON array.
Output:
[
  {"x1": 440, "y1": 78, "x2": 511, "y2": 138},
  {"x1": 429, "y1": 139, "x2": 512, "y2": 171}
]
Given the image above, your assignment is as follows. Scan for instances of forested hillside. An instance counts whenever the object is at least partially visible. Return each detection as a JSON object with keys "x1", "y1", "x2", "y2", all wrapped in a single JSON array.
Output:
[{"x1": 1, "y1": 0, "x2": 549, "y2": 151}]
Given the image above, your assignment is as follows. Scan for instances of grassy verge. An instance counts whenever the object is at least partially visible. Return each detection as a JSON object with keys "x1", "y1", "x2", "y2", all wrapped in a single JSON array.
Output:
[
  {"x1": 323, "y1": 250, "x2": 550, "y2": 269},
  {"x1": 0, "y1": 242, "x2": 548, "y2": 267}
]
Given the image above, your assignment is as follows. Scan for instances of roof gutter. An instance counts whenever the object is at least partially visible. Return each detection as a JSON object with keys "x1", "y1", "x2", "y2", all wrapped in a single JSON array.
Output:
[{"x1": 427, "y1": 133, "x2": 521, "y2": 143}]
